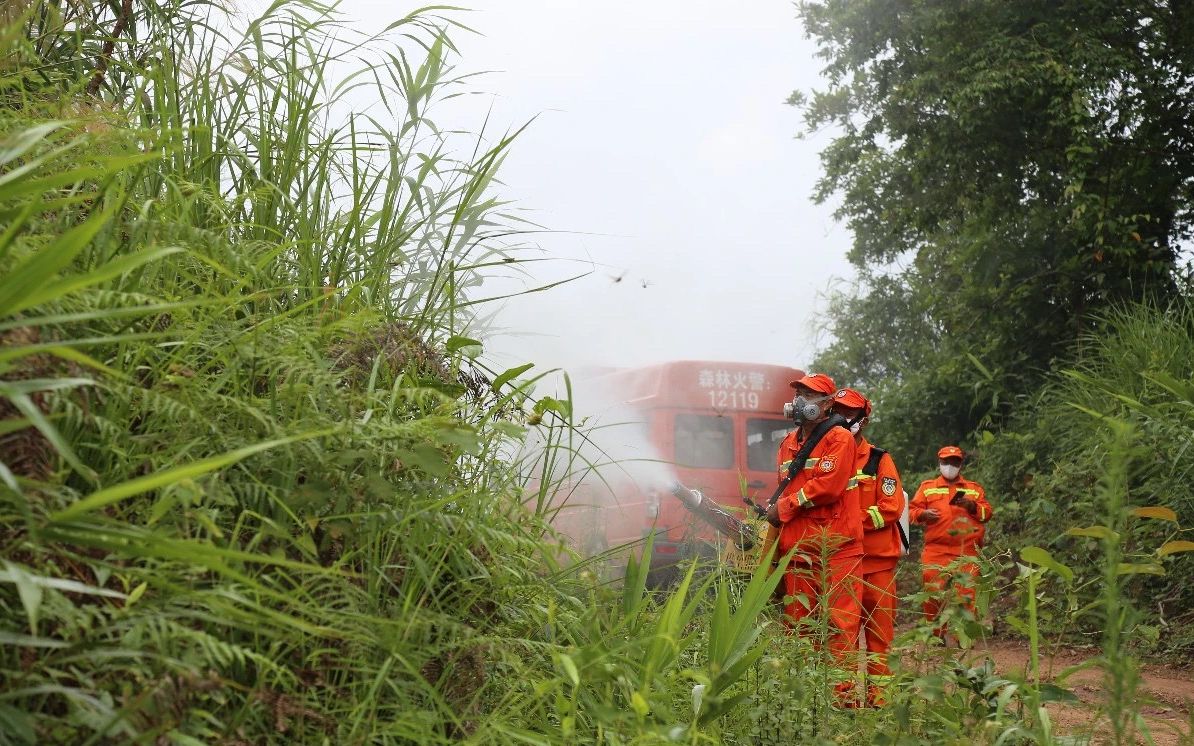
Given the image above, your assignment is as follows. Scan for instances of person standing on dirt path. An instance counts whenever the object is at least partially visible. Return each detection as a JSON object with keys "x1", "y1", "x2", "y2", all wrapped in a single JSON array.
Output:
[
  {"x1": 909, "y1": 445, "x2": 992, "y2": 638},
  {"x1": 765, "y1": 373, "x2": 862, "y2": 687},
  {"x1": 831, "y1": 388, "x2": 905, "y2": 707}
]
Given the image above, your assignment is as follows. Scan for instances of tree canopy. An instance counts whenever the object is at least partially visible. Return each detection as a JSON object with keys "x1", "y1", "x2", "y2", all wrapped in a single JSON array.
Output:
[{"x1": 798, "y1": 0, "x2": 1194, "y2": 464}]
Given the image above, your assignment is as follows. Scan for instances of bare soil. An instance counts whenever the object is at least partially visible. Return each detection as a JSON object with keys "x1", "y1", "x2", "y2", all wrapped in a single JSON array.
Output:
[{"x1": 973, "y1": 640, "x2": 1193, "y2": 745}]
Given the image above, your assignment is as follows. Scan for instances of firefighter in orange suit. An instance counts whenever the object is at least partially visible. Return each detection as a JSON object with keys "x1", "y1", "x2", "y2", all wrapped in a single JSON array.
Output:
[
  {"x1": 831, "y1": 388, "x2": 904, "y2": 706},
  {"x1": 909, "y1": 445, "x2": 992, "y2": 633},
  {"x1": 765, "y1": 373, "x2": 861, "y2": 668}
]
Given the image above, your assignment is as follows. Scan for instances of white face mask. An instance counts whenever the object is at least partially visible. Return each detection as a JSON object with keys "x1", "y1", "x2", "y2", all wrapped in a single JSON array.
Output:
[
  {"x1": 849, "y1": 422, "x2": 862, "y2": 436},
  {"x1": 939, "y1": 464, "x2": 960, "y2": 480}
]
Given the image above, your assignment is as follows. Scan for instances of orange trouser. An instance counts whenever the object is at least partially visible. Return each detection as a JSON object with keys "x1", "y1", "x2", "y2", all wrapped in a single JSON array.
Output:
[
  {"x1": 860, "y1": 564, "x2": 897, "y2": 678},
  {"x1": 783, "y1": 554, "x2": 863, "y2": 663},
  {"x1": 922, "y1": 552, "x2": 979, "y2": 625}
]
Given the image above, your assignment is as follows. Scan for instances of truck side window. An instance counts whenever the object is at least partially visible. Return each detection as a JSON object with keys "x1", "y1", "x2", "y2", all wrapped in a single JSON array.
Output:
[
  {"x1": 746, "y1": 418, "x2": 793, "y2": 471},
  {"x1": 674, "y1": 414, "x2": 733, "y2": 469}
]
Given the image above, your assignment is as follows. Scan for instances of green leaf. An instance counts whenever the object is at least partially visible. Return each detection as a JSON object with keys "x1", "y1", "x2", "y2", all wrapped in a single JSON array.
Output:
[
  {"x1": 0, "y1": 381, "x2": 95, "y2": 480},
  {"x1": 0, "y1": 121, "x2": 65, "y2": 167},
  {"x1": 0, "y1": 164, "x2": 108, "y2": 203},
  {"x1": 630, "y1": 691, "x2": 650, "y2": 718},
  {"x1": 0, "y1": 344, "x2": 121, "y2": 379},
  {"x1": 622, "y1": 532, "x2": 652, "y2": 618},
  {"x1": 0, "y1": 703, "x2": 35, "y2": 745},
  {"x1": 434, "y1": 424, "x2": 480, "y2": 454},
  {"x1": 492, "y1": 362, "x2": 533, "y2": 391},
  {"x1": 0, "y1": 631, "x2": 68, "y2": 649},
  {"x1": 1019, "y1": 546, "x2": 1074, "y2": 583},
  {"x1": 964, "y1": 352, "x2": 994, "y2": 381},
  {"x1": 0, "y1": 207, "x2": 113, "y2": 318},
  {"x1": 533, "y1": 396, "x2": 572, "y2": 419},
  {"x1": 51, "y1": 431, "x2": 329, "y2": 521},
  {"x1": 557, "y1": 652, "x2": 580, "y2": 687},
  {"x1": 1066, "y1": 402, "x2": 1112, "y2": 422},
  {"x1": 445, "y1": 335, "x2": 482, "y2": 357},
  {"x1": 1003, "y1": 614, "x2": 1030, "y2": 636},
  {"x1": 1116, "y1": 563, "x2": 1165, "y2": 576},
  {"x1": 126, "y1": 582, "x2": 148, "y2": 607},
  {"x1": 0, "y1": 565, "x2": 125, "y2": 598},
  {"x1": 1037, "y1": 683, "x2": 1078, "y2": 704},
  {"x1": 0, "y1": 418, "x2": 32, "y2": 438},
  {"x1": 1141, "y1": 371, "x2": 1194, "y2": 405},
  {"x1": 491, "y1": 421, "x2": 527, "y2": 440},
  {"x1": 17, "y1": 246, "x2": 182, "y2": 313},
  {"x1": 396, "y1": 443, "x2": 451, "y2": 477},
  {"x1": 1, "y1": 563, "x2": 43, "y2": 635}
]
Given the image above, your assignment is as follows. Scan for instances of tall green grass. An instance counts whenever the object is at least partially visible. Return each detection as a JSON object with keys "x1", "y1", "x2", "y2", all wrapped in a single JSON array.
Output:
[{"x1": 0, "y1": 2, "x2": 564, "y2": 742}]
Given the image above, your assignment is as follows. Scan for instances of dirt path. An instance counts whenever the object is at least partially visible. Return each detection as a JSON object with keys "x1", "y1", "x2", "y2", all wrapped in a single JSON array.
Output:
[{"x1": 972, "y1": 640, "x2": 1193, "y2": 745}]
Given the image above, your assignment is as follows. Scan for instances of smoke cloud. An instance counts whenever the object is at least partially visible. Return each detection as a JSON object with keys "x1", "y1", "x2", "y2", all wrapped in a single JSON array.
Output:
[{"x1": 517, "y1": 370, "x2": 680, "y2": 558}]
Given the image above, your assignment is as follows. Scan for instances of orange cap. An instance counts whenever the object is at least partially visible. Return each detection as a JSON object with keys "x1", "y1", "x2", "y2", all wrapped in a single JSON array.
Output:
[
  {"x1": 789, "y1": 372, "x2": 836, "y2": 396},
  {"x1": 832, "y1": 388, "x2": 871, "y2": 417},
  {"x1": 937, "y1": 445, "x2": 965, "y2": 460}
]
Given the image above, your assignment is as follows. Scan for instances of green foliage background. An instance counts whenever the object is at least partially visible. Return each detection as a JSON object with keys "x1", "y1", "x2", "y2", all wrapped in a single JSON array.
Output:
[{"x1": 798, "y1": 0, "x2": 1194, "y2": 658}]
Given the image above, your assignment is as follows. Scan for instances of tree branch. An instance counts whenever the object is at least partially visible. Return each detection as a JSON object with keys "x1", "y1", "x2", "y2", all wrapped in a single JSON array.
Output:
[{"x1": 85, "y1": 0, "x2": 134, "y2": 97}]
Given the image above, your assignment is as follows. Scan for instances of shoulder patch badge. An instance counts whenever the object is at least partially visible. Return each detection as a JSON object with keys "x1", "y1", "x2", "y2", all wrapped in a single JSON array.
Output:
[
  {"x1": 881, "y1": 477, "x2": 897, "y2": 496},
  {"x1": 819, "y1": 455, "x2": 837, "y2": 472}
]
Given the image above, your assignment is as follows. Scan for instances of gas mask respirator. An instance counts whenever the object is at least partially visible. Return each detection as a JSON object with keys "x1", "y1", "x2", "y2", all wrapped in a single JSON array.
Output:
[{"x1": 784, "y1": 395, "x2": 825, "y2": 423}]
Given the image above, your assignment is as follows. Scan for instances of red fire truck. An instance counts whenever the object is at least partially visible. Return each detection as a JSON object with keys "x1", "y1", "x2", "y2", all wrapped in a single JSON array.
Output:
[{"x1": 549, "y1": 360, "x2": 804, "y2": 578}]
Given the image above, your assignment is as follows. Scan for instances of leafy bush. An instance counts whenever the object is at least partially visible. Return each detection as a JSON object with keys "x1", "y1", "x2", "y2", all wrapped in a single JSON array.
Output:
[
  {"x1": 0, "y1": 2, "x2": 568, "y2": 742},
  {"x1": 973, "y1": 299, "x2": 1194, "y2": 658}
]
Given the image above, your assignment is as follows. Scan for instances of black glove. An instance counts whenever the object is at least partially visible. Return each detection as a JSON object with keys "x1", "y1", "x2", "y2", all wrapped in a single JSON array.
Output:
[
  {"x1": 950, "y1": 491, "x2": 977, "y2": 513},
  {"x1": 765, "y1": 503, "x2": 782, "y2": 528}
]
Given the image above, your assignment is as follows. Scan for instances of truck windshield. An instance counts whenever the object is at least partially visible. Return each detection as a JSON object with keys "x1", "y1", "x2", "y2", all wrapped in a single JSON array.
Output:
[
  {"x1": 746, "y1": 418, "x2": 793, "y2": 471},
  {"x1": 674, "y1": 414, "x2": 734, "y2": 469}
]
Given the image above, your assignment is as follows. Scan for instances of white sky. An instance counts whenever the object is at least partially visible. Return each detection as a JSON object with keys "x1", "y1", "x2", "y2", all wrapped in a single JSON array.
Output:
[{"x1": 346, "y1": 2, "x2": 857, "y2": 374}]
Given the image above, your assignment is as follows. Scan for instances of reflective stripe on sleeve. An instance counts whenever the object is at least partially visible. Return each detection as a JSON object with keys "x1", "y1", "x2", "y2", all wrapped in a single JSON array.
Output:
[
  {"x1": 867, "y1": 505, "x2": 884, "y2": 529},
  {"x1": 783, "y1": 458, "x2": 821, "y2": 474},
  {"x1": 796, "y1": 489, "x2": 812, "y2": 508},
  {"x1": 847, "y1": 469, "x2": 873, "y2": 492}
]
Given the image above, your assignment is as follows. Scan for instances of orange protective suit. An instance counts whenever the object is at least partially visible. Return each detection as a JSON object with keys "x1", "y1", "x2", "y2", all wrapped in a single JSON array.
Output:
[
  {"x1": 775, "y1": 422, "x2": 861, "y2": 662},
  {"x1": 848, "y1": 439, "x2": 904, "y2": 684},
  {"x1": 909, "y1": 475, "x2": 992, "y2": 625}
]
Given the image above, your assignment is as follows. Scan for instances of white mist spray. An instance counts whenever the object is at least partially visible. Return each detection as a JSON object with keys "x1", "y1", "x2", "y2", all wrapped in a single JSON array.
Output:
[{"x1": 516, "y1": 370, "x2": 681, "y2": 558}]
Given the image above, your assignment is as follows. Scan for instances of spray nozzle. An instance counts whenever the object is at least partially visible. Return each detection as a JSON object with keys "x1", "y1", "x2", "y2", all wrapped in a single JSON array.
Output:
[{"x1": 669, "y1": 481, "x2": 703, "y2": 508}]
